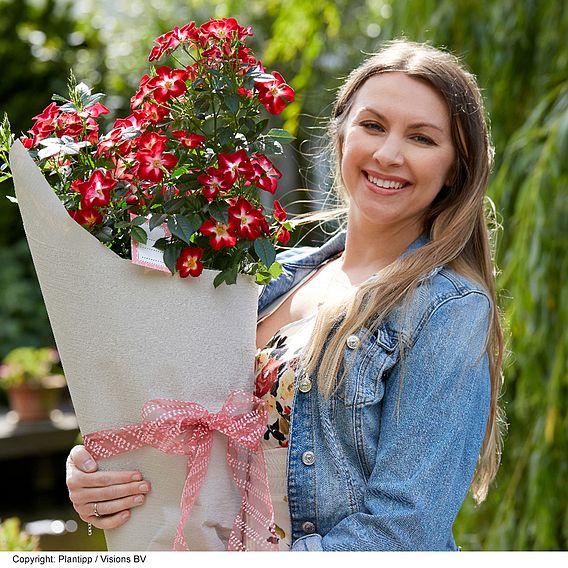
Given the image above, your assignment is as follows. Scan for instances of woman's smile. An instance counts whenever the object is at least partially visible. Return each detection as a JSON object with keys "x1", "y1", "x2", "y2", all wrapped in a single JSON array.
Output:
[
  {"x1": 340, "y1": 72, "x2": 456, "y2": 239},
  {"x1": 364, "y1": 170, "x2": 411, "y2": 194}
]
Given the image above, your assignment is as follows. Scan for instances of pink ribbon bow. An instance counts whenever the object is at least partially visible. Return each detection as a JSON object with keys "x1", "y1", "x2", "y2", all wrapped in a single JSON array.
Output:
[{"x1": 83, "y1": 390, "x2": 278, "y2": 551}]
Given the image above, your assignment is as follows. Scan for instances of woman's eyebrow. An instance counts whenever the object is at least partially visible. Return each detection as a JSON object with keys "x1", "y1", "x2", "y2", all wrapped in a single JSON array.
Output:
[{"x1": 357, "y1": 106, "x2": 446, "y2": 133}]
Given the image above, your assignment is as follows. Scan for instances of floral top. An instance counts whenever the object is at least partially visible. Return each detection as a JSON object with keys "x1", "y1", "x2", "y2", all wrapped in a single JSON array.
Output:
[{"x1": 254, "y1": 313, "x2": 316, "y2": 551}]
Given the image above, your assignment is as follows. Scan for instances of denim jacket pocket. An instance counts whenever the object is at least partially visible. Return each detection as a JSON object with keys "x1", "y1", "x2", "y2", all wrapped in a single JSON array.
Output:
[{"x1": 335, "y1": 324, "x2": 399, "y2": 407}]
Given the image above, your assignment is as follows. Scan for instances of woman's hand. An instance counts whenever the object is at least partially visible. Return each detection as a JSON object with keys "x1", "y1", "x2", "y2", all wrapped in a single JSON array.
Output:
[{"x1": 66, "y1": 445, "x2": 151, "y2": 529}]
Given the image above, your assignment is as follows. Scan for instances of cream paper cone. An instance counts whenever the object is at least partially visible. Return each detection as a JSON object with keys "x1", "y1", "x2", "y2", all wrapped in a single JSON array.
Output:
[{"x1": 9, "y1": 140, "x2": 260, "y2": 551}]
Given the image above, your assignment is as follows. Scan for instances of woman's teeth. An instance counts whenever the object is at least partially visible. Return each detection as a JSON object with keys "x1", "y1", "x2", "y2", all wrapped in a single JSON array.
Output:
[{"x1": 367, "y1": 174, "x2": 405, "y2": 190}]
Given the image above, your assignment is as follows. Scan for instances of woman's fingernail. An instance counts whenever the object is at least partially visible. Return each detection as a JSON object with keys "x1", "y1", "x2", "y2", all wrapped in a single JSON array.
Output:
[
  {"x1": 84, "y1": 459, "x2": 96, "y2": 470},
  {"x1": 131, "y1": 473, "x2": 142, "y2": 482},
  {"x1": 134, "y1": 495, "x2": 144, "y2": 504},
  {"x1": 139, "y1": 483, "x2": 149, "y2": 492}
]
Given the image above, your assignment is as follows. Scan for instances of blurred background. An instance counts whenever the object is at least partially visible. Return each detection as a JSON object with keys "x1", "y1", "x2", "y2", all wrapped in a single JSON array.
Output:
[{"x1": 0, "y1": 0, "x2": 566, "y2": 552}]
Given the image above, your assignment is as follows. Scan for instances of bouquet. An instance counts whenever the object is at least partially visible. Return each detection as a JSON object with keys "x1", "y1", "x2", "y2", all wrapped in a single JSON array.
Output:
[
  {"x1": 1, "y1": 16, "x2": 295, "y2": 286},
  {"x1": 2, "y1": 18, "x2": 297, "y2": 551}
]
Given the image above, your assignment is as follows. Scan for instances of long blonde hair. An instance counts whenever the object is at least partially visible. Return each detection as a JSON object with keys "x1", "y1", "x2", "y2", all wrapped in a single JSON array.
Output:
[{"x1": 301, "y1": 40, "x2": 504, "y2": 503}]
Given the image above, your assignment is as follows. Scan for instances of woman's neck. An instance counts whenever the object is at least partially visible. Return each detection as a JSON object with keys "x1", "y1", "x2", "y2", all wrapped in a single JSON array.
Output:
[{"x1": 341, "y1": 217, "x2": 423, "y2": 284}]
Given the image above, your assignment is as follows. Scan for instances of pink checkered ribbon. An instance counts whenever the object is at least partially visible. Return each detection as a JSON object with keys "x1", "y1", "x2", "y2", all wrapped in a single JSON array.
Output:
[{"x1": 83, "y1": 390, "x2": 278, "y2": 551}]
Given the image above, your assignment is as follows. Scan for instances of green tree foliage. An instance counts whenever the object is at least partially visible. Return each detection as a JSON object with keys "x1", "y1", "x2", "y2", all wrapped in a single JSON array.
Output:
[{"x1": 0, "y1": 0, "x2": 104, "y2": 357}]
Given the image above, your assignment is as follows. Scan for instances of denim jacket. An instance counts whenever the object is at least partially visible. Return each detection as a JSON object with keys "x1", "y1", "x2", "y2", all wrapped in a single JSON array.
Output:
[{"x1": 258, "y1": 231, "x2": 491, "y2": 551}]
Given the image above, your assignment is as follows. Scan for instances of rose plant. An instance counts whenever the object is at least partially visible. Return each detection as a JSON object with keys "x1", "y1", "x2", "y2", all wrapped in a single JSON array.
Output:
[{"x1": 0, "y1": 17, "x2": 295, "y2": 287}]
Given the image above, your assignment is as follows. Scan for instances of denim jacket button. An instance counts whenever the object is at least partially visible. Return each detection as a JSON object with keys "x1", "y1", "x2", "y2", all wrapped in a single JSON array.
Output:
[
  {"x1": 302, "y1": 451, "x2": 315, "y2": 466},
  {"x1": 299, "y1": 376, "x2": 312, "y2": 393},
  {"x1": 346, "y1": 334, "x2": 360, "y2": 349},
  {"x1": 302, "y1": 521, "x2": 316, "y2": 534}
]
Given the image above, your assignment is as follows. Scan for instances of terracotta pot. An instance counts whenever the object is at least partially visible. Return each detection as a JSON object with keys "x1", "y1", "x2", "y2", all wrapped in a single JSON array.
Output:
[{"x1": 6, "y1": 376, "x2": 66, "y2": 421}]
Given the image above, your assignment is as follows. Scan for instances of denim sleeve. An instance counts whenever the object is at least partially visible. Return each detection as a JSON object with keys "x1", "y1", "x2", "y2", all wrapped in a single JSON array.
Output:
[{"x1": 293, "y1": 291, "x2": 492, "y2": 551}]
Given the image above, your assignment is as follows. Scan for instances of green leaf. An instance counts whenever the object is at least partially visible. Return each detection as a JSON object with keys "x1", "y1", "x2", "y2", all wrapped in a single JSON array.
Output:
[
  {"x1": 254, "y1": 118, "x2": 270, "y2": 135},
  {"x1": 52, "y1": 94, "x2": 72, "y2": 105},
  {"x1": 269, "y1": 261, "x2": 283, "y2": 279},
  {"x1": 217, "y1": 126, "x2": 233, "y2": 147},
  {"x1": 163, "y1": 244, "x2": 182, "y2": 275},
  {"x1": 213, "y1": 265, "x2": 238, "y2": 287},
  {"x1": 267, "y1": 128, "x2": 296, "y2": 144},
  {"x1": 255, "y1": 271, "x2": 272, "y2": 285},
  {"x1": 167, "y1": 214, "x2": 200, "y2": 244},
  {"x1": 164, "y1": 199, "x2": 185, "y2": 214},
  {"x1": 254, "y1": 137, "x2": 283, "y2": 156},
  {"x1": 153, "y1": 237, "x2": 167, "y2": 251},
  {"x1": 208, "y1": 202, "x2": 229, "y2": 224},
  {"x1": 149, "y1": 214, "x2": 167, "y2": 232},
  {"x1": 224, "y1": 94, "x2": 240, "y2": 113},
  {"x1": 131, "y1": 215, "x2": 148, "y2": 226},
  {"x1": 213, "y1": 271, "x2": 226, "y2": 288},
  {"x1": 254, "y1": 238, "x2": 276, "y2": 268},
  {"x1": 130, "y1": 225, "x2": 148, "y2": 245},
  {"x1": 171, "y1": 165, "x2": 191, "y2": 178},
  {"x1": 82, "y1": 93, "x2": 105, "y2": 108}
]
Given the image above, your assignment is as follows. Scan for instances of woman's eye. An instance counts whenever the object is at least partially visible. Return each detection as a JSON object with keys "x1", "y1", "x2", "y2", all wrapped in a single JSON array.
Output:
[
  {"x1": 412, "y1": 134, "x2": 435, "y2": 145},
  {"x1": 361, "y1": 122, "x2": 384, "y2": 132}
]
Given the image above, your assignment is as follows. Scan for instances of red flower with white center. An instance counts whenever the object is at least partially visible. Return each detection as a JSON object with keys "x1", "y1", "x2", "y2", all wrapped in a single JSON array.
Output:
[
  {"x1": 148, "y1": 30, "x2": 180, "y2": 62},
  {"x1": 197, "y1": 166, "x2": 233, "y2": 201},
  {"x1": 134, "y1": 131, "x2": 169, "y2": 153},
  {"x1": 228, "y1": 197, "x2": 264, "y2": 240},
  {"x1": 254, "y1": 71, "x2": 295, "y2": 114},
  {"x1": 200, "y1": 218, "x2": 237, "y2": 250},
  {"x1": 32, "y1": 102, "x2": 60, "y2": 123},
  {"x1": 148, "y1": 22, "x2": 199, "y2": 62},
  {"x1": 56, "y1": 112, "x2": 85, "y2": 139},
  {"x1": 236, "y1": 45, "x2": 258, "y2": 69},
  {"x1": 134, "y1": 102, "x2": 170, "y2": 124},
  {"x1": 72, "y1": 169, "x2": 116, "y2": 208},
  {"x1": 136, "y1": 148, "x2": 178, "y2": 183},
  {"x1": 79, "y1": 102, "x2": 110, "y2": 119},
  {"x1": 131, "y1": 74, "x2": 153, "y2": 110},
  {"x1": 95, "y1": 115, "x2": 144, "y2": 157},
  {"x1": 218, "y1": 149, "x2": 254, "y2": 185},
  {"x1": 172, "y1": 131, "x2": 206, "y2": 149},
  {"x1": 147, "y1": 66, "x2": 188, "y2": 103},
  {"x1": 176, "y1": 246, "x2": 204, "y2": 278},
  {"x1": 251, "y1": 153, "x2": 282, "y2": 193},
  {"x1": 69, "y1": 207, "x2": 102, "y2": 227},
  {"x1": 273, "y1": 200, "x2": 287, "y2": 222},
  {"x1": 199, "y1": 17, "x2": 238, "y2": 43}
]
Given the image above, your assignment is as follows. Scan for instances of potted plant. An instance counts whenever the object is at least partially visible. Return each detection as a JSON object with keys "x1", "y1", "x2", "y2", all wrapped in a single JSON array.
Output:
[{"x1": 0, "y1": 346, "x2": 66, "y2": 421}]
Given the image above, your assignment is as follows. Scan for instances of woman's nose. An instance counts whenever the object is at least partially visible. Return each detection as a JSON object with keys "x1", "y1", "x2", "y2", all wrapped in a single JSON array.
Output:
[{"x1": 373, "y1": 135, "x2": 404, "y2": 167}]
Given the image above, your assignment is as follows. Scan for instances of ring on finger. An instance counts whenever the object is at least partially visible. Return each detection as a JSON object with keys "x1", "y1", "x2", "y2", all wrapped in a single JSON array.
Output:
[{"x1": 92, "y1": 502, "x2": 101, "y2": 518}]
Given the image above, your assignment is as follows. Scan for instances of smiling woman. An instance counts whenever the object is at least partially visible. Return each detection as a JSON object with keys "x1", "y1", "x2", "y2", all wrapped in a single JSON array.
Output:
[
  {"x1": 339, "y1": 72, "x2": 456, "y2": 245},
  {"x1": 66, "y1": 39, "x2": 505, "y2": 552}
]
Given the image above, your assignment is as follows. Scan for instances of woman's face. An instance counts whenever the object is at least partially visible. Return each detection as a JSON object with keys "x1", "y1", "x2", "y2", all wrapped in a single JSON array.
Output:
[{"x1": 340, "y1": 72, "x2": 456, "y2": 239}]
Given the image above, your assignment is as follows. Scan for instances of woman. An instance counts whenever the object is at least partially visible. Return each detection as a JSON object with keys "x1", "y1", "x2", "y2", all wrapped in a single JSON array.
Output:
[{"x1": 66, "y1": 40, "x2": 505, "y2": 551}]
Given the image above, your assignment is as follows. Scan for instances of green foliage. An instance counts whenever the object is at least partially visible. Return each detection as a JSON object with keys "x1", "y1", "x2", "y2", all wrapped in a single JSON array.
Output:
[
  {"x1": 0, "y1": 517, "x2": 39, "y2": 552},
  {"x1": 0, "y1": 240, "x2": 55, "y2": 360},
  {"x1": 0, "y1": 0, "x2": 105, "y2": 245}
]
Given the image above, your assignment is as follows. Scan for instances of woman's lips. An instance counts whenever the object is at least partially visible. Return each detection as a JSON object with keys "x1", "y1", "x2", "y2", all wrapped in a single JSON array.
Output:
[{"x1": 364, "y1": 171, "x2": 410, "y2": 194}]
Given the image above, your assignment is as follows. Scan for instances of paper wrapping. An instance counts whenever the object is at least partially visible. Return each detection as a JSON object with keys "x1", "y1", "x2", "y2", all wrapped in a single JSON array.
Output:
[{"x1": 9, "y1": 140, "x2": 260, "y2": 551}]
